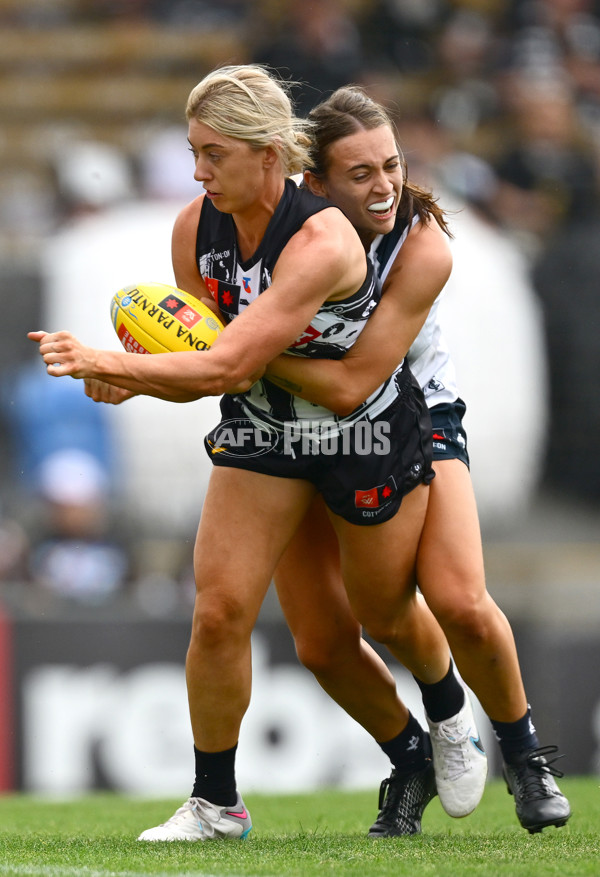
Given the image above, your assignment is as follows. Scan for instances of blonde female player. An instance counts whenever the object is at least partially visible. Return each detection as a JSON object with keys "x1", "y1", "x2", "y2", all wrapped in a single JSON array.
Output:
[
  {"x1": 30, "y1": 65, "x2": 471, "y2": 841},
  {"x1": 265, "y1": 86, "x2": 571, "y2": 836}
]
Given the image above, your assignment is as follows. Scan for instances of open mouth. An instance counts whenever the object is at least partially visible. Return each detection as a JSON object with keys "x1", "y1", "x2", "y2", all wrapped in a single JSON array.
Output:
[{"x1": 367, "y1": 196, "x2": 395, "y2": 217}]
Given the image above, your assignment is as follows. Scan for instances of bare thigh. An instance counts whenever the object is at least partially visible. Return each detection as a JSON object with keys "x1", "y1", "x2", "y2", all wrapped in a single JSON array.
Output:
[
  {"x1": 274, "y1": 494, "x2": 361, "y2": 653},
  {"x1": 194, "y1": 466, "x2": 319, "y2": 624},
  {"x1": 328, "y1": 483, "x2": 429, "y2": 635}
]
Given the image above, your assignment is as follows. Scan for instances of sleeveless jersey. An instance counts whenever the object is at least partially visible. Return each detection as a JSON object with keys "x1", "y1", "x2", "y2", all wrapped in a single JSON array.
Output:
[
  {"x1": 369, "y1": 214, "x2": 459, "y2": 408},
  {"x1": 196, "y1": 177, "x2": 404, "y2": 433}
]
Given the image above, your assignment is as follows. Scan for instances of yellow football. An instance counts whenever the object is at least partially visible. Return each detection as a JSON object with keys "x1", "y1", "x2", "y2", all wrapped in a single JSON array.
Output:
[{"x1": 110, "y1": 282, "x2": 224, "y2": 354}]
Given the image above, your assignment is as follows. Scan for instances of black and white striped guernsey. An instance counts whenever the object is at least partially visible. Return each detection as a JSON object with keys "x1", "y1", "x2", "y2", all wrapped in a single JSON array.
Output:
[
  {"x1": 369, "y1": 212, "x2": 459, "y2": 408},
  {"x1": 195, "y1": 177, "x2": 405, "y2": 432}
]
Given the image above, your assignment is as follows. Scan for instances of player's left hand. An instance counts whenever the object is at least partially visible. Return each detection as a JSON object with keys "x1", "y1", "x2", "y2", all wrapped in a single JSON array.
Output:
[
  {"x1": 84, "y1": 378, "x2": 135, "y2": 405},
  {"x1": 28, "y1": 330, "x2": 97, "y2": 379}
]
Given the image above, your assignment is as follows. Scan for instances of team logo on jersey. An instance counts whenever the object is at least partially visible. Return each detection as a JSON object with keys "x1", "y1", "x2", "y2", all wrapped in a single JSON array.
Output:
[
  {"x1": 424, "y1": 377, "x2": 445, "y2": 398},
  {"x1": 205, "y1": 278, "x2": 241, "y2": 315},
  {"x1": 355, "y1": 476, "x2": 397, "y2": 509},
  {"x1": 199, "y1": 244, "x2": 232, "y2": 279}
]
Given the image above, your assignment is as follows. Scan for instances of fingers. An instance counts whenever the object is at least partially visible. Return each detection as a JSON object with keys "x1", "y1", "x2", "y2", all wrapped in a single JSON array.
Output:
[
  {"x1": 84, "y1": 378, "x2": 133, "y2": 405},
  {"x1": 45, "y1": 361, "x2": 76, "y2": 378},
  {"x1": 84, "y1": 378, "x2": 111, "y2": 402},
  {"x1": 28, "y1": 330, "x2": 81, "y2": 377}
]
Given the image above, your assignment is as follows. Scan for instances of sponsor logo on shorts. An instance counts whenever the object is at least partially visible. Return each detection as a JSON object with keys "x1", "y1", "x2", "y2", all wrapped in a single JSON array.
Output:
[
  {"x1": 432, "y1": 430, "x2": 447, "y2": 452},
  {"x1": 355, "y1": 476, "x2": 397, "y2": 511}
]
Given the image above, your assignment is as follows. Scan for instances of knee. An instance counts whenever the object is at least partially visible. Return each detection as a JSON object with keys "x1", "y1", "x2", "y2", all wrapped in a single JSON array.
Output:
[
  {"x1": 296, "y1": 638, "x2": 337, "y2": 676},
  {"x1": 434, "y1": 591, "x2": 496, "y2": 646},
  {"x1": 190, "y1": 592, "x2": 250, "y2": 651},
  {"x1": 360, "y1": 614, "x2": 408, "y2": 647},
  {"x1": 294, "y1": 625, "x2": 361, "y2": 677}
]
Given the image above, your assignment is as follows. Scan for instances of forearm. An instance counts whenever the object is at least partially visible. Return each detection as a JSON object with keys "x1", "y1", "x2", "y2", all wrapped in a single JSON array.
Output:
[
  {"x1": 90, "y1": 348, "x2": 241, "y2": 402},
  {"x1": 266, "y1": 354, "x2": 376, "y2": 416},
  {"x1": 29, "y1": 329, "x2": 253, "y2": 403}
]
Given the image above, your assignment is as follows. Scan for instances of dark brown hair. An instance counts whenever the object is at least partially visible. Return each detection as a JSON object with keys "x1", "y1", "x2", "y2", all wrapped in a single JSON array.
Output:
[{"x1": 307, "y1": 86, "x2": 451, "y2": 235}]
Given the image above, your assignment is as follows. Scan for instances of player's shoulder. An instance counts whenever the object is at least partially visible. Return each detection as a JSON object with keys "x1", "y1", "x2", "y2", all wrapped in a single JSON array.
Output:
[
  {"x1": 299, "y1": 202, "x2": 357, "y2": 247},
  {"x1": 284, "y1": 208, "x2": 363, "y2": 283},
  {"x1": 402, "y1": 216, "x2": 452, "y2": 271},
  {"x1": 173, "y1": 193, "x2": 206, "y2": 235}
]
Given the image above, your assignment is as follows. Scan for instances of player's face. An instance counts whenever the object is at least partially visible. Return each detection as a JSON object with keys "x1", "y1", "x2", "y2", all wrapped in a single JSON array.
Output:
[
  {"x1": 187, "y1": 118, "x2": 268, "y2": 214},
  {"x1": 307, "y1": 125, "x2": 403, "y2": 245}
]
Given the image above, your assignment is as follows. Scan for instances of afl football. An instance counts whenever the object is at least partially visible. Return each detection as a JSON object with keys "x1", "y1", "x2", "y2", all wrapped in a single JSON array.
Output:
[{"x1": 111, "y1": 282, "x2": 224, "y2": 354}]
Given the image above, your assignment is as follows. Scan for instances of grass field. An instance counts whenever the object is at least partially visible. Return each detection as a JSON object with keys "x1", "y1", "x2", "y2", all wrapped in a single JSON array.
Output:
[{"x1": 0, "y1": 778, "x2": 598, "y2": 877}]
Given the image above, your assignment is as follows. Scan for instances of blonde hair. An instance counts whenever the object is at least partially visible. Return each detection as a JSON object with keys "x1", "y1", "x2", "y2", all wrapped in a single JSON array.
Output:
[{"x1": 186, "y1": 64, "x2": 312, "y2": 176}]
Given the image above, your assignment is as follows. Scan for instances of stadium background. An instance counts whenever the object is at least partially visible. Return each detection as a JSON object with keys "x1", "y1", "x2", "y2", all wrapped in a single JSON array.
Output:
[{"x1": 0, "y1": 0, "x2": 599, "y2": 795}]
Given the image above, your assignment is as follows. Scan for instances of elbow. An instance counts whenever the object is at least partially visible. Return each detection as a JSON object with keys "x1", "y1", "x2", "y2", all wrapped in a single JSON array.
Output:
[
  {"x1": 326, "y1": 387, "x2": 366, "y2": 418},
  {"x1": 210, "y1": 360, "x2": 257, "y2": 397}
]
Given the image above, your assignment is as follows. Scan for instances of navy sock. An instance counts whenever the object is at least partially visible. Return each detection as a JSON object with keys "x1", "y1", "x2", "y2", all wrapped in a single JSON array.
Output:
[
  {"x1": 191, "y1": 744, "x2": 238, "y2": 805},
  {"x1": 491, "y1": 706, "x2": 540, "y2": 763},
  {"x1": 413, "y1": 659, "x2": 465, "y2": 723},
  {"x1": 378, "y1": 712, "x2": 431, "y2": 774}
]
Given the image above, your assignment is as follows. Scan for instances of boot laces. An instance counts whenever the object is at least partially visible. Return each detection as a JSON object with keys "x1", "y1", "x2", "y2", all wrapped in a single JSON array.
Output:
[
  {"x1": 519, "y1": 745, "x2": 565, "y2": 799},
  {"x1": 378, "y1": 772, "x2": 398, "y2": 812},
  {"x1": 437, "y1": 721, "x2": 471, "y2": 780}
]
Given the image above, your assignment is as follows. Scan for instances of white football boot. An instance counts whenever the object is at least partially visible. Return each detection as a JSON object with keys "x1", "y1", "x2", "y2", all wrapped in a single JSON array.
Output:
[
  {"x1": 426, "y1": 692, "x2": 488, "y2": 817},
  {"x1": 137, "y1": 793, "x2": 252, "y2": 841}
]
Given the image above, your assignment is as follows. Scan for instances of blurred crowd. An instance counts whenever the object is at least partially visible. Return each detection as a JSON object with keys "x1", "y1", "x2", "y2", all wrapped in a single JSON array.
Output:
[{"x1": 1, "y1": 0, "x2": 599, "y2": 612}]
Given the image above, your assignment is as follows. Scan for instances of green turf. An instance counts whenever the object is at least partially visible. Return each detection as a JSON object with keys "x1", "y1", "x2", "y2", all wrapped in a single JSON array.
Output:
[{"x1": 0, "y1": 778, "x2": 597, "y2": 876}]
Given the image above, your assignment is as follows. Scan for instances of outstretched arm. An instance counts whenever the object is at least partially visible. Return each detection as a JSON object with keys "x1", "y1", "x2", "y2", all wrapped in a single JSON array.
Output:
[
  {"x1": 265, "y1": 219, "x2": 452, "y2": 416},
  {"x1": 28, "y1": 204, "x2": 367, "y2": 403}
]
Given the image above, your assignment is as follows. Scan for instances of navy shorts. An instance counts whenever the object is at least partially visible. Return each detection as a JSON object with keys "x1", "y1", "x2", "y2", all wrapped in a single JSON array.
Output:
[
  {"x1": 204, "y1": 368, "x2": 434, "y2": 526},
  {"x1": 430, "y1": 398, "x2": 470, "y2": 467}
]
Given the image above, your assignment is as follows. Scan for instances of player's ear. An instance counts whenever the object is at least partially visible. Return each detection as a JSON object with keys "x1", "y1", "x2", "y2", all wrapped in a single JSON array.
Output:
[
  {"x1": 304, "y1": 171, "x2": 327, "y2": 198},
  {"x1": 263, "y1": 144, "x2": 280, "y2": 169}
]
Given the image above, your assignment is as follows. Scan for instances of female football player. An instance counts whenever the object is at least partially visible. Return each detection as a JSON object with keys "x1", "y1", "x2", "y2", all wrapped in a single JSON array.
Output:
[
  {"x1": 265, "y1": 86, "x2": 571, "y2": 835},
  {"x1": 29, "y1": 64, "x2": 474, "y2": 841}
]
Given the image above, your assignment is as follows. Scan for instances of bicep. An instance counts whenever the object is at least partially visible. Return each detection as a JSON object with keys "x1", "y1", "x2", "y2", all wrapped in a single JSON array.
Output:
[
  {"x1": 211, "y1": 216, "x2": 366, "y2": 370},
  {"x1": 344, "y1": 220, "x2": 452, "y2": 376}
]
